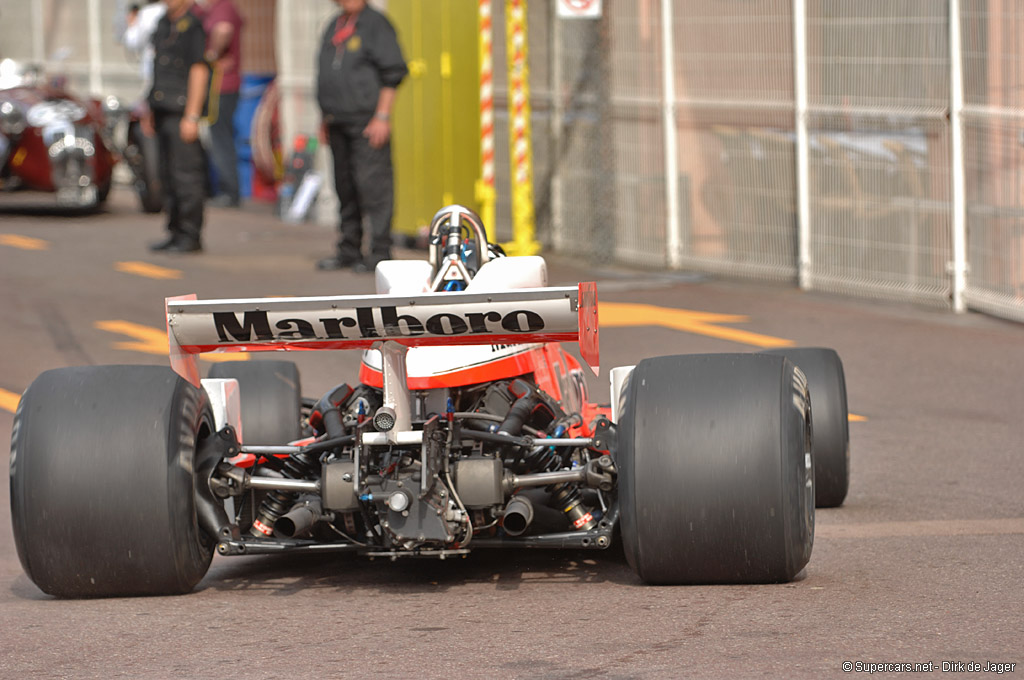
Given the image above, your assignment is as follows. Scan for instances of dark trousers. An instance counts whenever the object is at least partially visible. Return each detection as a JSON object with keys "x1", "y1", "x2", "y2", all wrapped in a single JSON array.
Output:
[
  {"x1": 155, "y1": 110, "x2": 205, "y2": 243},
  {"x1": 208, "y1": 91, "x2": 239, "y2": 202},
  {"x1": 326, "y1": 121, "x2": 394, "y2": 262}
]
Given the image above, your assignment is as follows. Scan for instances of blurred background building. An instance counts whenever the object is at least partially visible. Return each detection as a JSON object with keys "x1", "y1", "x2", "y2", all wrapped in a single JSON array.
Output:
[{"x1": 2, "y1": 0, "x2": 1024, "y2": 323}]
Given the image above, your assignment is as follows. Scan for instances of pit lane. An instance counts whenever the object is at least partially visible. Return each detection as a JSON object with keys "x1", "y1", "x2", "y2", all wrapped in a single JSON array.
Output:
[{"x1": 1, "y1": 188, "x2": 1020, "y2": 678}]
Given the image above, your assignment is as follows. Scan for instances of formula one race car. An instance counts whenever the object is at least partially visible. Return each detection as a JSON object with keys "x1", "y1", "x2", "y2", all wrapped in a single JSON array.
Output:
[{"x1": 10, "y1": 206, "x2": 850, "y2": 598}]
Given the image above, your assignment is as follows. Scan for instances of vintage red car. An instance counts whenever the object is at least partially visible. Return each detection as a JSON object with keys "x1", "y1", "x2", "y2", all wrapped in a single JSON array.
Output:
[{"x1": 0, "y1": 58, "x2": 124, "y2": 211}]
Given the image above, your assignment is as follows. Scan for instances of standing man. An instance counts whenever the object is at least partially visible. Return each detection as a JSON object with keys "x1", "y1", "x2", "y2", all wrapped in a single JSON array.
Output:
[
  {"x1": 198, "y1": 0, "x2": 244, "y2": 207},
  {"x1": 315, "y1": 0, "x2": 408, "y2": 272},
  {"x1": 147, "y1": 0, "x2": 209, "y2": 253}
]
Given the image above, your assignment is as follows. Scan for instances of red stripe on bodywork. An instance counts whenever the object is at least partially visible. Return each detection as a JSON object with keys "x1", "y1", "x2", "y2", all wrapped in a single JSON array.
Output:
[
  {"x1": 178, "y1": 332, "x2": 579, "y2": 356},
  {"x1": 359, "y1": 346, "x2": 549, "y2": 390}
]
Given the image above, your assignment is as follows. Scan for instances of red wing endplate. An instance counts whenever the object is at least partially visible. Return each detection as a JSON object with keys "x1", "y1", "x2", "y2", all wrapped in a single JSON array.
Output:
[{"x1": 577, "y1": 281, "x2": 599, "y2": 375}]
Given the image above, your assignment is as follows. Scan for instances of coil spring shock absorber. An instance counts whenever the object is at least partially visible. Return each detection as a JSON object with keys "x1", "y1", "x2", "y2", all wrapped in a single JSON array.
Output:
[
  {"x1": 529, "y1": 422, "x2": 596, "y2": 532},
  {"x1": 249, "y1": 450, "x2": 320, "y2": 538},
  {"x1": 552, "y1": 484, "x2": 597, "y2": 531},
  {"x1": 523, "y1": 421, "x2": 573, "y2": 472}
]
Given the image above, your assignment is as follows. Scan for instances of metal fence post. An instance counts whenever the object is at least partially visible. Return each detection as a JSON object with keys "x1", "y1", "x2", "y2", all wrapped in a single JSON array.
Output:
[
  {"x1": 949, "y1": 0, "x2": 968, "y2": 313},
  {"x1": 87, "y1": 0, "x2": 103, "y2": 95},
  {"x1": 660, "y1": 0, "x2": 682, "y2": 268},
  {"x1": 550, "y1": 0, "x2": 564, "y2": 252},
  {"x1": 276, "y1": 0, "x2": 296, "y2": 171},
  {"x1": 793, "y1": 0, "x2": 811, "y2": 290}
]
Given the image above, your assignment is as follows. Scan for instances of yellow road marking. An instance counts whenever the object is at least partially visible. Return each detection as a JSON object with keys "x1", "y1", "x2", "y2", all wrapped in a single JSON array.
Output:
[
  {"x1": 0, "y1": 234, "x2": 50, "y2": 250},
  {"x1": 95, "y1": 320, "x2": 249, "y2": 363},
  {"x1": 115, "y1": 261, "x2": 182, "y2": 280},
  {"x1": 0, "y1": 387, "x2": 21, "y2": 413},
  {"x1": 598, "y1": 302, "x2": 865, "y2": 420},
  {"x1": 599, "y1": 301, "x2": 793, "y2": 348}
]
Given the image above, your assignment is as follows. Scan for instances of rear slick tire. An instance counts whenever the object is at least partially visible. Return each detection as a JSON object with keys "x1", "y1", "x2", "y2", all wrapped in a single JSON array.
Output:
[
  {"x1": 10, "y1": 366, "x2": 215, "y2": 598},
  {"x1": 617, "y1": 353, "x2": 814, "y2": 584},
  {"x1": 763, "y1": 347, "x2": 850, "y2": 508},
  {"x1": 207, "y1": 360, "x2": 302, "y2": 445}
]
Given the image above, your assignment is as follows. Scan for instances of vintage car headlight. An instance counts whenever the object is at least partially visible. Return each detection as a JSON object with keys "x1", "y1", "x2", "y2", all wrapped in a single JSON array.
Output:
[
  {"x1": 0, "y1": 100, "x2": 28, "y2": 136},
  {"x1": 101, "y1": 95, "x2": 123, "y2": 115}
]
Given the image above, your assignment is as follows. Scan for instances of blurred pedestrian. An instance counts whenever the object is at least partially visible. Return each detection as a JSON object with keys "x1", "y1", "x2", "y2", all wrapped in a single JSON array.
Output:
[
  {"x1": 315, "y1": 0, "x2": 408, "y2": 272},
  {"x1": 146, "y1": 0, "x2": 209, "y2": 253},
  {"x1": 198, "y1": 0, "x2": 244, "y2": 207},
  {"x1": 121, "y1": 0, "x2": 166, "y2": 92}
]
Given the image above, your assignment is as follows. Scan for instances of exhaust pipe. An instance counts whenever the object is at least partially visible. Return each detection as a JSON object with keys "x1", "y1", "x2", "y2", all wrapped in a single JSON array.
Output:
[
  {"x1": 501, "y1": 495, "x2": 534, "y2": 537},
  {"x1": 274, "y1": 499, "x2": 323, "y2": 538}
]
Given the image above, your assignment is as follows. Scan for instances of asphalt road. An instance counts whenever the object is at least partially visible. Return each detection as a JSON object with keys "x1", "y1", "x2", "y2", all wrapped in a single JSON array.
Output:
[{"x1": 1, "y1": 188, "x2": 1021, "y2": 679}]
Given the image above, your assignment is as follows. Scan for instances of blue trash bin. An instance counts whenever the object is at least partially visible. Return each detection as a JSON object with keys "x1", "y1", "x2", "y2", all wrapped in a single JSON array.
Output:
[{"x1": 234, "y1": 73, "x2": 275, "y2": 199}]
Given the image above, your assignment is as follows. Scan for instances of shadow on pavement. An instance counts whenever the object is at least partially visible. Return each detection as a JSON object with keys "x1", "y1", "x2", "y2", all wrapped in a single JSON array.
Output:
[{"x1": 200, "y1": 543, "x2": 639, "y2": 596}]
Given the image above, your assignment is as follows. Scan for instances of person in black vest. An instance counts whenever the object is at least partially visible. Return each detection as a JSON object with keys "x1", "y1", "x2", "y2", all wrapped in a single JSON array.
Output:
[
  {"x1": 315, "y1": 0, "x2": 408, "y2": 272},
  {"x1": 146, "y1": 0, "x2": 209, "y2": 253}
]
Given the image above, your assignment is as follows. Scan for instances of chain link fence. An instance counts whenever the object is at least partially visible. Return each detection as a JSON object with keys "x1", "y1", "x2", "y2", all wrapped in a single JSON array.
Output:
[
  {"x1": 526, "y1": 0, "x2": 1024, "y2": 322},
  {"x1": 961, "y1": 0, "x2": 1024, "y2": 321}
]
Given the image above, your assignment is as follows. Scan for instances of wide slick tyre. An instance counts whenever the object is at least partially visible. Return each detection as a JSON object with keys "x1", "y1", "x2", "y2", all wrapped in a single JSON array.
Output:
[
  {"x1": 617, "y1": 354, "x2": 814, "y2": 585},
  {"x1": 207, "y1": 360, "x2": 302, "y2": 445},
  {"x1": 763, "y1": 347, "x2": 849, "y2": 507},
  {"x1": 10, "y1": 366, "x2": 215, "y2": 598}
]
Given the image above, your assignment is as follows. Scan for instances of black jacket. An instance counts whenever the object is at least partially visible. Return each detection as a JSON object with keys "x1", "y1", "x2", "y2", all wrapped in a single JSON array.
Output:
[
  {"x1": 148, "y1": 9, "x2": 207, "y2": 113},
  {"x1": 316, "y1": 7, "x2": 408, "y2": 124}
]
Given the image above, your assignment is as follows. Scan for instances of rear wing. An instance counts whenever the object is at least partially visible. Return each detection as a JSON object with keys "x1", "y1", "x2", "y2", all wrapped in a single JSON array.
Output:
[{"x1": 166, "y1": 283, "x2": 598, "y2": 385}]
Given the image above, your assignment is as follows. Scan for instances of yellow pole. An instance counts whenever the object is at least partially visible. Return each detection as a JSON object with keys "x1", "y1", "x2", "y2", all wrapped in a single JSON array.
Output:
[
  {"x1": 503, "y1": 0, "x2": 540, "y2": 255},
  {"x1": 441, "y1": 0, "x2": 454, "y2": 207}
]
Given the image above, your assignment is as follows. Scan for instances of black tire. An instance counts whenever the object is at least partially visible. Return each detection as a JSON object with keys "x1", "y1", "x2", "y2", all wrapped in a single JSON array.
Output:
[
  {"x1": 127, "y1": 121, "x2": 163, "y2": 214},
  {"x1": 96, "y1": 179, "x2": 111, "y2": 206},
  {"x1": 10, "y1": 366, "x2": 215, "y2": 598},
  {"x1": 617, "y1": 354, "x2": 814, "y2": 584},
  {"x1": 207, "y1": 360, "x2": 302, "y2": 445},
  {"x1": 762, "y1": 347, "x2": 849, "y2": 508}
]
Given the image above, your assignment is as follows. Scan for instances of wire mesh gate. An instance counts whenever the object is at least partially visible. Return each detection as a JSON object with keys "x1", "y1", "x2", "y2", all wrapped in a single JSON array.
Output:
[{"x1": 536, "y1": 0, "x2": 1024, "y2": 322}]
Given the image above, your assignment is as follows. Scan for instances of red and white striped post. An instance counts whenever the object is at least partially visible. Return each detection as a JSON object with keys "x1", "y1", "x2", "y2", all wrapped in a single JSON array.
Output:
[{"x1": 476, "y1": 0, "x2": 497, "y2": 241}]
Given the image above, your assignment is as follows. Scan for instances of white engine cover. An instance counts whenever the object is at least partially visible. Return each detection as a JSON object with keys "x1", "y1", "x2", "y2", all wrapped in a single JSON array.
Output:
[{"x1": 367, "y1": 255, "x2": 551, "y2": 381}]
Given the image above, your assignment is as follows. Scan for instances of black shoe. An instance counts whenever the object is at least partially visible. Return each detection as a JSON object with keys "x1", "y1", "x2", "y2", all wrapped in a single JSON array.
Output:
[
  {"x1": 316, "y1": 255, "x2": 363, "y2": 271},
  {"x1": 149, "y1": 235, "x2": 180, "y2": 251},
  {"x1": 164, "y1": 239, "x2": 203, "y2": 253}
]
